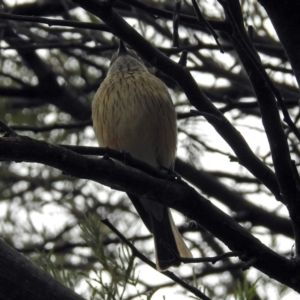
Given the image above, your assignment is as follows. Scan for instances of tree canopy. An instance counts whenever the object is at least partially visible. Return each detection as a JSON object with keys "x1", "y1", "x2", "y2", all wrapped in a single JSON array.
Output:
[{"x1": 1, "y1": 0, "x2": 300, "y2": 299}]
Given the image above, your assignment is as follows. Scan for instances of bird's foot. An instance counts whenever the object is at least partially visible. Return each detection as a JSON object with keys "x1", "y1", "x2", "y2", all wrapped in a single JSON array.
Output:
[{"x1": 159, "y1": 166, "x2": 182, "y2": 182}]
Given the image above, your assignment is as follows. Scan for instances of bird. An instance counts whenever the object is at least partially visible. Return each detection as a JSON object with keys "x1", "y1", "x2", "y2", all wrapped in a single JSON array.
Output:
[{"x1": 92, "y1": 40, "x2": 192, "y2": 271}]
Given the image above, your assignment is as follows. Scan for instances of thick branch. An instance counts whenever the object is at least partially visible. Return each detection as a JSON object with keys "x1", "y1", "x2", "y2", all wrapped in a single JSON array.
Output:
[
  {"x1": 258, "y1": 0, "x2": 300, "y2": 88},
  {"x1": 0, "y1": 137, "x2": 299, "y2": 291},
  {"x1": 0, "y1": 239, "x2": 85, "y2": 300},
  {"x1": 175, "y1": 159, "x2": 293, "y2": 238}
]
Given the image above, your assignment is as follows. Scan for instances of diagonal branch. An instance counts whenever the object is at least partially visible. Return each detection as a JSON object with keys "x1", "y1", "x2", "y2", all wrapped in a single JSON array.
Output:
[
  {"x1": 0, "y1": 12, "x2": 111, "y2": 32},
  {"x1": 217, "y1": 0, "x2": 300, "y2": 256},
  {"x1": 0, "y1": 136, "x2": 299, "y2": 291},
  {"x1": 102, "y1": 219, "x2": 212, "y2": 300},
  {"x1": 257, "y1": 0, "x2": 300, "y2": 88},
  {"x1": 0, "y1": 239, "x2": 85, "y2": 300},
  {"x1": 175, "y1": 158, "x2": 293, "y2": 238},
  {"x1": 191, "y1": 0, "x2": 224, "y2": 53}
]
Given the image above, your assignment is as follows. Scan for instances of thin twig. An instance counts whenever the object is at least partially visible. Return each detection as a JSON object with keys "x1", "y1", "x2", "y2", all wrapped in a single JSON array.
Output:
[
  {"x1": 241, "y1": 257, "x2": 257, "y2": 271},
  {"x1": 190, "y1": 109, "x2": 224, "y2": 124},
  {"x1": 191, "y1": 0, "x2": 224, "y2": 53},
  {"x1": 0, "y1": 119, "x2": 18, "y2": 136},
  {"x1": 172, "y1": 0, "x2": 181, "y2": 48},
  {"x1": 178, "y1": 50, "x2": 188, "y2": 67},
  {"x1": 179, "y1": 251, "x2": 241, "y2": 264},
  {"x1": 101, "y1": 218, "x2": 212, "y2": 300},
  {"x1": 0, "y1": 12, "x2": 110, "y2": 32},
  {"x1": 7, "y1": 120, "x2": 92, "y2": 133},
  {"x1": 219, "y1": 1, "x2": 300, "y2": 141}
]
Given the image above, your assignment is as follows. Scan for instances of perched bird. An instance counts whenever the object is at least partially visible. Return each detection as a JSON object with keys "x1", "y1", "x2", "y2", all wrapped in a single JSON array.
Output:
[{"x1": 92, "y1": 40, "x2": 192, "y2": 271}]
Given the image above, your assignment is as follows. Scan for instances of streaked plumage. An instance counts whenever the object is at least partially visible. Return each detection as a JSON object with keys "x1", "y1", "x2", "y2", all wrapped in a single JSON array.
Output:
[{"x1": 92, "y1": 41, "x2": 192, "y2": 270}]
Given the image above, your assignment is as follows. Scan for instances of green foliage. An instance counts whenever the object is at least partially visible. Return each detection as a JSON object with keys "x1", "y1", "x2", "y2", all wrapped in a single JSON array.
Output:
[
  {"x1": 79, "y1": 215, "x2": 140, "y2": 300},
  {"x1": 233, "y1": 278, "x2": 260, "y2": 300},
  {"x1": 33, "y1": 248, "x2": 80, "y2": 291}
]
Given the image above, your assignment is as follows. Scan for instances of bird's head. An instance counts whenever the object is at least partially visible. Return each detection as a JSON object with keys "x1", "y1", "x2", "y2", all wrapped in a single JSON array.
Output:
[{"x1": 108, "y1": 40, "x2": 148, "y2": 75}]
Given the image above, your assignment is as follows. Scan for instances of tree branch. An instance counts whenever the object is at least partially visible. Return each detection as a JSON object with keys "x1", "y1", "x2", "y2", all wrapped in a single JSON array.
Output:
[
  {"x1": 0, "y1": 12, "x2": 110, "y2": 32},
  {"x1": 218, "y1": 0, "x2": 300, "y2": 256},
  {"x1": 257, "y1": 0, "x2": 300, "y2": 88},
  {"x1": 175, "y1": 158, "x2": 293, "y2": 238},
  {"x1": 101, "y1": 219, "x2": 211, "y2": 300},
  {"x1": 0, "y1": 136, "x2": 299, "y2": 291},
  {"x1": 0, "y1": 239, "x2": 85, "y2": 300}
]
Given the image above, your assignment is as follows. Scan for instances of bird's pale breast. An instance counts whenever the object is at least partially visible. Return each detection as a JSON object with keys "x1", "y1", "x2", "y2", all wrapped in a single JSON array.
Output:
[{"x1": 92, "y1": 70, "x2": 177, "y2": 168}]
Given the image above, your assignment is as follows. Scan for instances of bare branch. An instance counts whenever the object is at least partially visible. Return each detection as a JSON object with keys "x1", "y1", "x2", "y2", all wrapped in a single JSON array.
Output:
[
  {"x1": 0, "y1": 136, "x2": 299, "y2": 291},
  {"x1": 0, "y1": 239, "x2": 85, "y2": 300}
]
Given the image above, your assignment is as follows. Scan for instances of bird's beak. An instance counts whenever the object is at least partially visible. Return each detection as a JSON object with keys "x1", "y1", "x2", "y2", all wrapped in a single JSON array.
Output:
[{"x1": 118, "y1": 40, "x2": 128, "y2": 55}]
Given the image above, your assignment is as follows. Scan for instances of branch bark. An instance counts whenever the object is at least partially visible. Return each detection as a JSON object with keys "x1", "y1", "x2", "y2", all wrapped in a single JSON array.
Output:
[
  {"x1": 175, "y1": 158, "x2": 293, "y2": 238},
  {"x1": 0, "y1": 137, "x2": 299, "y2": 292},
  {"x1": 0, "y1": 239, "x2": 85, "y2": 300},
  {"x1": 258, "y1": 0, "x2": 300, "y2": 88}
]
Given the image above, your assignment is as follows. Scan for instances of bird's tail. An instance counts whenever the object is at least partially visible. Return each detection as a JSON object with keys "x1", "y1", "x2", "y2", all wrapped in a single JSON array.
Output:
[
  {"x1": 151, "y1": 207, "x2": 192, "y2": 271},
  {"x1": 127, "y1": 193, "x2": 192, "y2": 271}
]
